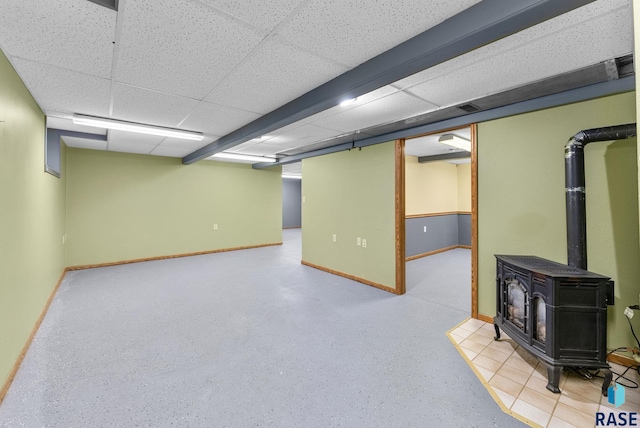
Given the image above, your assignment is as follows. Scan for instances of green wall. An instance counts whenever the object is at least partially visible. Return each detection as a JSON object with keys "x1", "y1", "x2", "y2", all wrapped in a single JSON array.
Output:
[
  {"x1": 0, "y1": 51, "x2": 67, "y2": 388},
  {"x1": 302, "y1": 142, "x2": 397, "y2": 290},
  {"x1": 65, "y1": 149, "x2": 282, "y2": 266},
  {"x1": 477, "y1": 91, "x2": 639, "y2": 350}
]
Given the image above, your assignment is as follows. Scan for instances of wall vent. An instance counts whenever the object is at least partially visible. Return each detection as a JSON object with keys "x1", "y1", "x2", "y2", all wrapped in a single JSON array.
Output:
[{"x1": 457, "y1": 103, "x2": 481, "y2": 113}]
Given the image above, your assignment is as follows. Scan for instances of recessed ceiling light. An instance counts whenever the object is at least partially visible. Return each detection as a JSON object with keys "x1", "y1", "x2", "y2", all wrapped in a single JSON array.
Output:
[
  {"x1": 72, "y1": 114, "x2": 203, "y2": 141},
  {"x1": 340, "y1": 98, "x2": 357, "y2": 106}
]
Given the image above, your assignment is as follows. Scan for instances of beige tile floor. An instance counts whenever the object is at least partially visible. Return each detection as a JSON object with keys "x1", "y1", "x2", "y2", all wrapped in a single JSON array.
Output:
[{"x1": 449, "y1": 318, "x2": 640, "y2": 428}]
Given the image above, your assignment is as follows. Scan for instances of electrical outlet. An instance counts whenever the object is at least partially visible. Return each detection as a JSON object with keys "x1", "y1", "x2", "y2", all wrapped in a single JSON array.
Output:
[
  {"x1": 356, "y1": 237, "x2": 361, "y2": 246},
  {"x1": 214, "y1": 224, "x2": 218, "y2": 230},
  {"x1": 332, "y1": 234, "x2": 336, "y2": 243},
  {"x1": 362, "y1": 238, "x2": 367, "y2": 248},
  {"x1": 423, "y1": 226, "x2": 427, "y2": 233},
  {"x1": 624, "y1": 307, "x2": 634, "y2": 319}
]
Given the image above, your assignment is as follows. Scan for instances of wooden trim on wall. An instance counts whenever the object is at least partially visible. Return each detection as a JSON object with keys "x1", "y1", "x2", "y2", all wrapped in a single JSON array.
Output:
[
  {"x1": 301, "y1": 260, "x2": 399, "y2": 294},
  {"x1": 0, "y1": 270, "x2": 67, "y2": 405},
  {"x1": 608, "y1": 352, "x2": 640, "y2": 369},
  {"x1": 477, "y1": 313, "x2": 494, "y2": 324},
  {"x1": 405, "y1": 211, "x2": 471, "y2": 219},
  {"x1": 406, "y1": 245, "x2": 460, "y2": 261},
  {"x1": 470, "y1": 123, "x2": 479, "y2": 319},
  {"x1": 66, "y1": 242, "x2": 283, "y2": 271},
  {"x1": 395, "y1": 139, "x2": 406, "y2": 295},
  {"x1": 282, "y1": 226, "x2": 301, "y2": 230}
]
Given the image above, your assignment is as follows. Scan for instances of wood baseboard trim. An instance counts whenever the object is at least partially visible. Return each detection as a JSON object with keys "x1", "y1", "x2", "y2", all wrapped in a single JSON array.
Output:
[
  {"x1": 301, "y1": 260, "x2": 398, "y2": 295},
  {"x1": 476, "y1": 314, "x2": 494, "y2": 324},
  {"x1": 282, "y1": 226, "x2": 301, "y2": 230},
  {"x1": 458, "y1": 245, "x2": 472, "y2": 250},
  {"x1": 66, "y1": 242, "x2": 283, "y2": 271},
  {"x1": 405, "y1": 211, "x2": 471, "y2": 219},
  {"x1": 0, "y1": 269, "x2": 67, "y2": 405},
  {"x1": 406, "y1": 245, "x2": 462, "y2": 261},
  {"x1": 607, "y1": 352, "x2": 639, "y2": 368}
]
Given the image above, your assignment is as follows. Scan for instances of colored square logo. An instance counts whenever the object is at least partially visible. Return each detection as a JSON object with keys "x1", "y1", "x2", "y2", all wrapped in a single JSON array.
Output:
[{"x1": 608, "y1": 383, "x2": 626, "y2": 408}]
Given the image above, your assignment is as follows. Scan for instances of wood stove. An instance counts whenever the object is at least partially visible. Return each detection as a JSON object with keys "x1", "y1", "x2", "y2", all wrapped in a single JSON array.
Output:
[{"x1": 493, "y1": 255, "x2": 612, "y2": 395}]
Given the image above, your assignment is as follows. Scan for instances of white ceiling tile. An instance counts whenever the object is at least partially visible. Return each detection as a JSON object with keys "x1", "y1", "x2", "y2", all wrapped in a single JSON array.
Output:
[
  {"x1": 107, "y1": 141, "x2": 157, "y2": 155},
  {"x1": 299, "y1": 85, "x2": 402, "y2": 126},
  {"x1": 60, "y1": 136, "x2": 108, "y2": 151},
  {"x1": 205, "y1": 37, "x2": 348, "y2": 114},
  {"x1": 149, "y1": 146, "x2": 196, "y2": 158},
  {"x1": 181, "y1": 102, "x2": 261, "y2": 136},
  {"x1": 261, "y1": 123, "x2": 344, "y2": 147},
  {"x1": 11, "y1": 58, "x2": 111, "y2": 117},
  {"x1": 157, "y1": 138, "x2": 214, "y2": 149},
  {"x1": 112, "y1": 83, "x2": 200, "y2": 128},
  {"x1": 394, "y1": 0, "x2": 632, "y2": 91},
  {"x1": 405, "y1": 6, "x2": 633, "y2": 108},
  {"x1": 0, "y1": 0, "x2": 116, "y2": 78},
  {"x1": 198, "y1": 0, "x2": 306, "y2": 32},
  {"x1": 276, "y1": 0, "x2": 482, "y2": 67},
  {"x1": 115, "y1": 0, "x2": 265, "y2": 99},
  {"x1": 308, "y1": 92, "x2": 438, "y2": 133},
  {"x1": 107, "y1": 129, "x2": 165, "y2": 151}
]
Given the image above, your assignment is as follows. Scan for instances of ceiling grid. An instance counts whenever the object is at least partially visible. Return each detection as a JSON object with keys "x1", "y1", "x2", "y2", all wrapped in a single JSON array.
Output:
[{"x1": 0, "y1": 0, "x2": 632, "y2": 170}]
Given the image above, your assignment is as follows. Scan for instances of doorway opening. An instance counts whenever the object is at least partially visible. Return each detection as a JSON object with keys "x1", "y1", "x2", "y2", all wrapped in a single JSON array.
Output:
[{"x1": 399, "y1": 124, "x2": 478, "y2": 316}]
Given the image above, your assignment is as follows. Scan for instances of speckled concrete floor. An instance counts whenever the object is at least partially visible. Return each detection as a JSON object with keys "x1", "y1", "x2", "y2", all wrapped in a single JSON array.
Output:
[{"x1": 0, "y1": 230, "x2": 523, "y2": 427}]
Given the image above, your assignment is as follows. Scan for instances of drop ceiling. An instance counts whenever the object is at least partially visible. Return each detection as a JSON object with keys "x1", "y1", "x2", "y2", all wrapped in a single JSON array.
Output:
[{"x1": 0, "y1": 0, "x2": 633, "y2": 172}]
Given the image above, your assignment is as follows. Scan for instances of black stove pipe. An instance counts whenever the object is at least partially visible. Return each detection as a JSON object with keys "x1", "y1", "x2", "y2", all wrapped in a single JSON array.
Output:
[{"x1": 565, "y1": 123, "x2": 636, "y2": 270}]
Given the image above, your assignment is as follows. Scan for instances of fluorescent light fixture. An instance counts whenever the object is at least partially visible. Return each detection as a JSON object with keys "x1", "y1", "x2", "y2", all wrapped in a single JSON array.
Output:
[
  {"x1": 210, "y1": 152, "x2": 277, "y2": 163},
  {"x1": 72, "y1": 114, "x2": 204, "y2": 141},
  {"x1": 282, "y1": 174, "x2": 302, "y2": 179},
  {"x1": 340, "y1": 98, "x2": 357, "y2": 106},
  {"x1": 438, "y1": 134, "x2": 471, "y2": 151}
]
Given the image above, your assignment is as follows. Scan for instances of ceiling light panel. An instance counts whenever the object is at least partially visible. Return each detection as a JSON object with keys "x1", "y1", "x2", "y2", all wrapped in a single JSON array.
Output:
[
  {"x1": 204, "y1": 37, "x2": 348, "y2": 114},
  {"x1": 11, "y1": 58, "x2": 111, "y2": 117},
  {"x1": 276, "y1": 0, "x2": 482, "y2": 67},
  {"x1": 180, "y1": 102, "x2": 261, "y2": 136},
  {"x1": 111, "y1": 83, "x2": 200, "y2": 128},
  {"x1": 115, "y1": 0, "x2": 265, "y2": 99},
  {"x1": 198, "y1": 0, "x2": 305, "y2": 32},
  {"x1": 60, "y1": 136, "x2": 108, "y2": 151},
  {"x1": 0, "y1": 0, "x2": 116, "y2": 78}
]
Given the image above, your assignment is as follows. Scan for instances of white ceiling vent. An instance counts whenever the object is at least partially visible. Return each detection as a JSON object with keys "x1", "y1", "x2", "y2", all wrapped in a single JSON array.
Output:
[{"x1": 87, "y1": 0, "x2": 118, "y2": 11}]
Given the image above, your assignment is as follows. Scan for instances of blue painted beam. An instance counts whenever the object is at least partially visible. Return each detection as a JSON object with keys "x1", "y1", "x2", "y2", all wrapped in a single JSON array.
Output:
[
  {"x1": 184, "y1": 0, "x2": 596, "y2": 165},
  {"x1": 252, "y1": 77, "x2": 635, "y2": 169}
]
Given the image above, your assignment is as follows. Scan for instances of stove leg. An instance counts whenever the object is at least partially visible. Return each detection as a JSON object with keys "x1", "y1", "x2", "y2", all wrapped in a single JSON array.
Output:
[
  {"x1": 544, "y1": 364, "x2": 562, "y2": 393},
  {"x1": 493, "y1": 323, "x2": 501, "y2": 341},
  {"x1": 601, "y1": 368, "x2": 613, "y2": 397}
]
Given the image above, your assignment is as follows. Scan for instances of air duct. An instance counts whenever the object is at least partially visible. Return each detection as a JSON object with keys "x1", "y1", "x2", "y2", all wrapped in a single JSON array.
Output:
[{"x1": 564, "y1": 123, "x2": 636, "y2": 269}]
